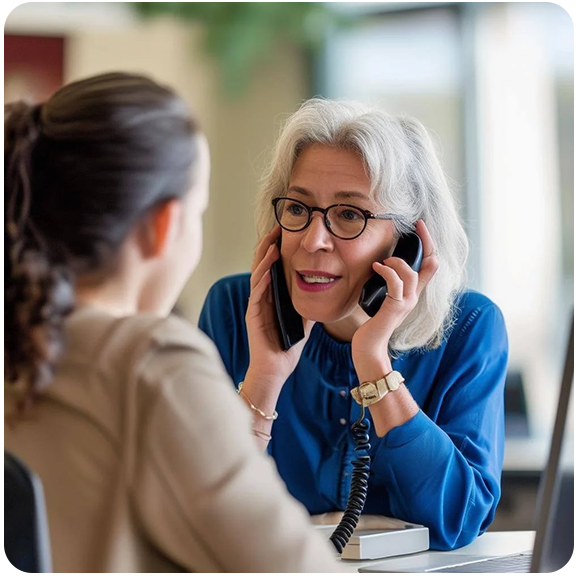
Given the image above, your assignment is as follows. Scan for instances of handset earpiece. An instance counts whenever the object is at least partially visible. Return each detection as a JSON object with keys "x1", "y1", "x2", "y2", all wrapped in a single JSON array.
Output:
[{"x1": 359, "y1": 231, "x2": 423, "y2": 317}]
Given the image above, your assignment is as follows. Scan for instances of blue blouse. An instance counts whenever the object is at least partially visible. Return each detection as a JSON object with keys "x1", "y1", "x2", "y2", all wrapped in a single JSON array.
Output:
[{"x1": 198, "y1": 273, "x2": 508, "y2": 550}]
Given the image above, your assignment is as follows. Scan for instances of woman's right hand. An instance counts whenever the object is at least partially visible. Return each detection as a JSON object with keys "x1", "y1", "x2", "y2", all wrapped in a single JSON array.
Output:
[{"x1": 244, "y1": 225, "x2": 313, "y2": 396}]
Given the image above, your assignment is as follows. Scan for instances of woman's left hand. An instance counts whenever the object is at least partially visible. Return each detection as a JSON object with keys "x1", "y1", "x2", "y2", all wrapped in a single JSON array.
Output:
[{"x1": 351, "y1": 220, "x2": 439, "y2": 369}]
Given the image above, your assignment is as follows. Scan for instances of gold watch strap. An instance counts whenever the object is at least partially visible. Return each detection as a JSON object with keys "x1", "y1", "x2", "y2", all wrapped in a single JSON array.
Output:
[
  {"x1": 385, "y1": 370, "x2": 405, "y2": 392},
  {"x1": 350, "y1": 370, "x2": 404, "y2": 407}
]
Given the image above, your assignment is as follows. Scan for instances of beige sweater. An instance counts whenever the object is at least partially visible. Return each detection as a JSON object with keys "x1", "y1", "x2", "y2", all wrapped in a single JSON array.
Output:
[{"x1": 4, "y1": 306, "x2": 343, "y2": 573}]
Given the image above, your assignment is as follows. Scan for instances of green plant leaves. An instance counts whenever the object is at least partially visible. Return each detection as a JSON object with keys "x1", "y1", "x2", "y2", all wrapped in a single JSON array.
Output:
[{"x1": 130, "y1": 2, "x2": 337, "y2": 98}]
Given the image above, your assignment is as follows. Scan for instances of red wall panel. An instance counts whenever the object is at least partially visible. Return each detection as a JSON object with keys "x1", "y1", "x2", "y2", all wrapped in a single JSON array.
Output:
[{"x1": 5, "y1": 34, "x2": 65, "y2": 102}]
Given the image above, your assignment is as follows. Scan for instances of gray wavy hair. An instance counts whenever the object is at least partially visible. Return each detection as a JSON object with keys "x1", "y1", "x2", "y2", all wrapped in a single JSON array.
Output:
[{"x1": 255, "y1": 98, "x2": 469, "y2": 351}]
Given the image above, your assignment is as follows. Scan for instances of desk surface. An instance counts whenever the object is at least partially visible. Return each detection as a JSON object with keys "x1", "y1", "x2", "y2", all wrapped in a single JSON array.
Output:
[{"x1": 337, "y1": 530, "x2": 535, "y2": 571}]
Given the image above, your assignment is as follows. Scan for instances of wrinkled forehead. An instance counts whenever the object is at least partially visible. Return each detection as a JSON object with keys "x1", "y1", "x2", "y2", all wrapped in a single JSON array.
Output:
[{"x1": 288, "y1": 143, "x2": 382, "y2": 206}]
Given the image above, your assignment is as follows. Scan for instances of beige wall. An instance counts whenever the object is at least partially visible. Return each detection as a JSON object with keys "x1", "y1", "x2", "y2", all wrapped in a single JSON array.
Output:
[{"x1": 6, "y1": 11, "x2": 308, "y2": 322}]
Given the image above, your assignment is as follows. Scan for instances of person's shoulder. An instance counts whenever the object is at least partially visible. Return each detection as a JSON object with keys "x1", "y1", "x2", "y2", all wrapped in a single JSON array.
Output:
[
  {"x1": 100, "y1": 312, "x2": 237, "y2": 432},
  {"x1": 71, "y1": 309, "x2": 216, "y2": 364},
  {"x1": 455, "y1": 289, "x2": 502, "y2": 314},
  {"x1": 206, "y1": 272, "x2": 251, "y2": 300},
  {"x1": 61, "y1": 308, "x2": 224, "y2": 406},
  {"x1": 449, "y1": 289, "x2": 506, "y2": 340},
  {"x1": 147, "y1": 312, "x2": 217, "y2": 355},
  {"x1": 125, "y1": 312, "x2": 229, "y2": 391},
  {"x1": 202, "y1": 273, "x2": 251, "y2": 327}
]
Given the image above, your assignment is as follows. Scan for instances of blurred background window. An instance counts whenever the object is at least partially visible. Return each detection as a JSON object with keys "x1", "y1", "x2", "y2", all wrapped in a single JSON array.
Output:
[
  {"x1": 320, "y1": 4, "x2": 465, "y2": 218},
  {"x1": 317, "y1": 1, "x2": 573, "y2": 446}
]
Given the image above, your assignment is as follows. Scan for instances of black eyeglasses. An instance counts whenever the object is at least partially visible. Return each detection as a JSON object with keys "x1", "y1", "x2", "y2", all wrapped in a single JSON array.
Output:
[{"x1": 272, "y1": 197, "x2": 407, "y2": 240}]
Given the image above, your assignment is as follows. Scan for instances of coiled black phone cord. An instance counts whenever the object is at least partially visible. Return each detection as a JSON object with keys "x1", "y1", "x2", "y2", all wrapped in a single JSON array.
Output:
[{"x1": 329, "y1": 405, "x2": 371, "y2": 554}]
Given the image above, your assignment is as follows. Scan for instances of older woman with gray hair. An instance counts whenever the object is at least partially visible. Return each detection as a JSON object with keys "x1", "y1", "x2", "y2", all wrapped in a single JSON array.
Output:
[{"x1": 199, "y1": 98, "x2": 508, "y2": 551}]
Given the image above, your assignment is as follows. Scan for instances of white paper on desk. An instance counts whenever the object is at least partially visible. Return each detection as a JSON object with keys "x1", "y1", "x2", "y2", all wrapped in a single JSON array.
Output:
[{"x1": 311, "y1": 512, "x2": 418, "y2": 531}]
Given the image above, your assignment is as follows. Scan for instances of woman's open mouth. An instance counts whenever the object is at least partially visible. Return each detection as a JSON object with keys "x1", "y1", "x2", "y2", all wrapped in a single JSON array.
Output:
[{"x1": 295, "y1": 271, "x2": 341, "y2": 292}]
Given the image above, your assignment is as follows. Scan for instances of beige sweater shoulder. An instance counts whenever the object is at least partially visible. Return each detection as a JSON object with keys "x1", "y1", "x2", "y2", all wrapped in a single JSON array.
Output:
[{"x1": 5, "y1": 307, "x2": 343, "y2": 573}]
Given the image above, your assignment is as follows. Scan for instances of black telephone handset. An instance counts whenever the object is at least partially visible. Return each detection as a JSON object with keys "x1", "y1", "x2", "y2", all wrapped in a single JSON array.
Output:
[
  {"x1": 359, "y1": 231, "x2": 423, "y2": 317},
  {"x1": 270, "y1": 243, "x2": 305, "y2": 351}
]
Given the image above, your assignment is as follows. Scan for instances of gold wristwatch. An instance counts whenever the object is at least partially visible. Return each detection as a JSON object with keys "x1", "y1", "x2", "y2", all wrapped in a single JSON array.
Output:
[{"x1": 350, "y1": 370, "x2": 405, "y2": 407}]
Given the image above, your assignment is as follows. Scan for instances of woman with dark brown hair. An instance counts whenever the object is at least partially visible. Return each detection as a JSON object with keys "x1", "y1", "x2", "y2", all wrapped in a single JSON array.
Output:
[{"x1": 4, "y1": 72, "x2": 342, "y2": 573}]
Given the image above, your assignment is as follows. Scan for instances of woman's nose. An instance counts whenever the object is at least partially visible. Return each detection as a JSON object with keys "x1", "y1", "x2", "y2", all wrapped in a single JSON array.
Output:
[{"x1": 300, "y1": 213, "x2": 334, "y2": 252}]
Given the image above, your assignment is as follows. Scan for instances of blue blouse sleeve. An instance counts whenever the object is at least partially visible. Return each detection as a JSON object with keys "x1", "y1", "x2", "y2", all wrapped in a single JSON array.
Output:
[{"x1": 370, "y1": 301, "x2": 508, "y2": 550}]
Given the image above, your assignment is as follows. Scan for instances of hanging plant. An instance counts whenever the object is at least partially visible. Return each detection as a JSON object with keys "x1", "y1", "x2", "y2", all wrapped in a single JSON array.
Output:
[{"x1": 130, "y1": 2, "x2": 339, "y2": 98}]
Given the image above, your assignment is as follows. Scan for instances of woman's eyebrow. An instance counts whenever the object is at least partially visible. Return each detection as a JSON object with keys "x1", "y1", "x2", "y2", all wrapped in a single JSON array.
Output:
[
  {"x1": 287, "y1": 185, "x2": 369, "y2": 201},
  {"x1": 335, "y1": 191, "x2": 368, "y2": 201},
  {"x1": 287, "y1": 185, "x2": 311, "y2": 197}
]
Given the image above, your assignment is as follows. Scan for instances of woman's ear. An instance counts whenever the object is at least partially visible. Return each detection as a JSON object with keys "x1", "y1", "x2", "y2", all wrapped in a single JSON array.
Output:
[{"x1": 138, "y1": 199, "x2": 183, "y2": 259}]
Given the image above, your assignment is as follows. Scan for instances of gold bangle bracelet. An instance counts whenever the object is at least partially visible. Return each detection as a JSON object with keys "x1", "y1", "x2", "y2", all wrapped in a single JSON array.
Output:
[
  {"x1": 237, "y1": 382, "x2": 278, "y2": 421},
  {"x1": 250, "y1": 428, "x2": 272, "y2": 442}
]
